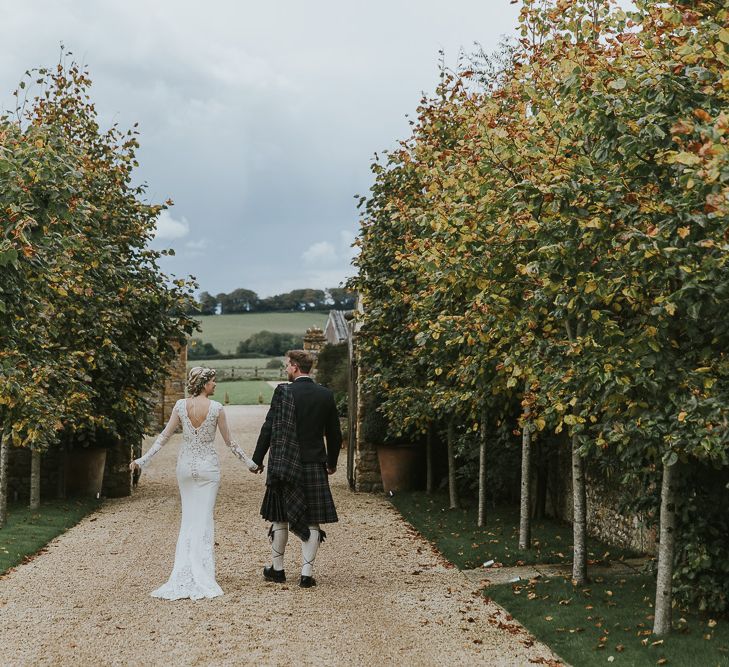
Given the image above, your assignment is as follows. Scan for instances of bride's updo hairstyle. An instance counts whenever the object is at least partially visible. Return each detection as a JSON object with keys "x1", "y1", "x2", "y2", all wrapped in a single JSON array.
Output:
[{"x1": 187, "y1": 367, "x2": 216, "y2": 396}]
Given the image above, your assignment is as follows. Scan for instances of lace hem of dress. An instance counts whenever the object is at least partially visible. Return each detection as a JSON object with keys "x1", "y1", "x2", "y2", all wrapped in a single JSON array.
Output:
[{"x1": 151, "y1": 579, "x2": 223, "y2": 601}]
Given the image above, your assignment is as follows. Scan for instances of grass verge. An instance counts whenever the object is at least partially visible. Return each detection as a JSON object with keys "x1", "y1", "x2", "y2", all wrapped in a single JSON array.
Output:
[
  {"x1": 390, "y1": 490, "x2": 729, "y2": 666},
  {"x1": 0, "y1": 498, "x2": 100, "y2": 574},
  {"x1": 218, "y1": 379, "x2": 275, "y2": 405},
  {"x1": 390, "y1": 491, "x2": 636, "y2": 569},
  {"x1": 487, "y1": 574, "x2": 729, "y2": 667}
]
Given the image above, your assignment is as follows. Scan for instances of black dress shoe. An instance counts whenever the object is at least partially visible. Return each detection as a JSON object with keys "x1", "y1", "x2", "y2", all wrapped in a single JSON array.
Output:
[
  {"x1": 263, "y1": 566, "x2": 286, "y2": 583},
  {"x1": 299, "y1": 575, "x2": 316, "y2": 588}
]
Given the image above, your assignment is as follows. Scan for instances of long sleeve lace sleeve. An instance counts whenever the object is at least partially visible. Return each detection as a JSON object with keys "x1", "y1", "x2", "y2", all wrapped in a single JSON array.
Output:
[
  {"x1": 217, "y1": 407, "x2": 259, "y2": 471},
  {"x1": 135, "y1": 407, "x2": 181, "y2": 469}
]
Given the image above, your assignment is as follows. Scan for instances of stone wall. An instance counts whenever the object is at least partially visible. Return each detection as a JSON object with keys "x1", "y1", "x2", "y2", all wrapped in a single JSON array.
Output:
[
  {"x1": 549, "y1": 440, "x2": 656, "y2": 555},
  {"x1": 5, "y1": 446, "x2": 64, "y2": 503},
  {"x1": 6, "y1": 439, "x2": 132, "y2": 501},
  {"x1": 147, "y1": 342, "x2": 187, "y2": 433},
  {"x1": 351, "y1": 357, "x2": 383, "y2": 493},
  {"x1": 303, "y1": 326, "x2": 326, "y2": 355}
]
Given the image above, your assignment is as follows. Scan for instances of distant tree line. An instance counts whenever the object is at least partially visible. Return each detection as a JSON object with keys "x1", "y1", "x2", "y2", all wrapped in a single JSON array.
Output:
[
  {"x1": 192, "y1": 287, "x2": 356, "y2": 315},
  {"x1": 188, "y1": 331, "x2": 304, "y2": 360}
]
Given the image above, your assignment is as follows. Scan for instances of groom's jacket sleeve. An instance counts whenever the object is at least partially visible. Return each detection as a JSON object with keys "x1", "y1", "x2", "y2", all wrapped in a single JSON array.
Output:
[{"x1": 253, "y1": 385, "x2": 281, "y2": 466}]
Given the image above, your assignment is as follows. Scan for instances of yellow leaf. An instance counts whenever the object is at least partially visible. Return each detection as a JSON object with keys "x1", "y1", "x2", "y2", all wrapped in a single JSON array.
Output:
[
  {"x1": 669, "y1": 151, "x2": 702, "y2": 166},
  {"x1": 536, "y1": 418, "x2": 546, "y2": 431},
  {"x1": 435, "y1": 367, "x2": 443, "y2": 376},
  {"x1": 678, "y1": 411, "x2": 687, "y2": 422},
  {"x1": 665, "y1": 302, "x2": 677, "y2": 315},
  {"x1": 677, "y1": 226, "x2": 690, "y2": 239}
]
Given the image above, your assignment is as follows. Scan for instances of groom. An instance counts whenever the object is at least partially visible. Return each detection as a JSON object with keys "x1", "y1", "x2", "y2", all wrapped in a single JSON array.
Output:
[{"x1": 252, "y1": 349, "x2": 342, "y2": 588}]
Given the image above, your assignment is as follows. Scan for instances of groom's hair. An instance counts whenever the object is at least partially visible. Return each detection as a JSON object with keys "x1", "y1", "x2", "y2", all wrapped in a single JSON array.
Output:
[{"x1": 287, "y1": 349, "x2": 314, "y2": 373}]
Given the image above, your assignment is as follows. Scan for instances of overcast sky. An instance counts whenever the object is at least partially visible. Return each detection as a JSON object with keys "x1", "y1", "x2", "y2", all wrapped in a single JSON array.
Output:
[{"x1": 1, "y1": 0, "x2": 521, "y2": 298}]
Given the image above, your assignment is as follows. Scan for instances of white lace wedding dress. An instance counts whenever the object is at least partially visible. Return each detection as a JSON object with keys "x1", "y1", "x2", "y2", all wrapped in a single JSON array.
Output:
[{"x1": 135, "y1": 398, "x2": 258, "y2": 600}]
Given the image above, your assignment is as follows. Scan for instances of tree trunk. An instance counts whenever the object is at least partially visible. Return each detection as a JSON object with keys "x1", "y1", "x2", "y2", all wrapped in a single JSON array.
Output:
[
  {"x1": 518, "y1": 393, "x2": 532, "y2": 550},
  {"x1": 0, "y1": 434, "x2": 8, "y2": 528},
  {"x1": 426, "y1": 423, "x2": 434, "y2": 495},
  {"x1": 446, "y1": 419, "x2": 459, "y2": 510},
  {"x1": 572, "y1": 431, "x2": 588, "y2": 584},
  {"x1": 478, "y1": 406, "x2": 487, "y2": 527},
  {"x1": 653, "y1": 460, "x2": 677, "y2": 636},
  {"x1": 30, "y1": 448, "x2": 41, "y2": 510}
]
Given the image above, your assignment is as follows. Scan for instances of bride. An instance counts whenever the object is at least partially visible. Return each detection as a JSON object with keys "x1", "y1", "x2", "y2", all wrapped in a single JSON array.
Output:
[{"x1": 130, "y1": 366, "x2": 262, "y2": 600}]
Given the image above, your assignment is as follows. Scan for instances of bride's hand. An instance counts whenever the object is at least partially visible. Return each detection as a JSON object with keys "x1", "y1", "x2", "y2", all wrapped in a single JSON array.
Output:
[{"x1": 129, "y1": 461, "x2": 140, "y2": 473}]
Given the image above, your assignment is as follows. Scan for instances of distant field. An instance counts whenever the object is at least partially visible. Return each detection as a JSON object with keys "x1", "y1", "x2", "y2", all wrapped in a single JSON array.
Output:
[
  {"x1": 216, "y1": 380, "x2": 277, "y2": 405},
  {"x1": 187, "y1": 357, "x2": 285, "y2": 381},
  {"x1": 192, "y1": 312, "x2": 329, "y2": 355}
]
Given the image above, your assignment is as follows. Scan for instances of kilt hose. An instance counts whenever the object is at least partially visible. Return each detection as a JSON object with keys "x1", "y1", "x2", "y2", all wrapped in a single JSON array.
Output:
[{"x1": 261, "y1": 461, "x2": 338, "y2": 525}]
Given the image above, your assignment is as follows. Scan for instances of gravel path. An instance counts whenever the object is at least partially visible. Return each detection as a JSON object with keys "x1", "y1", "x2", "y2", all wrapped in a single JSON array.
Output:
[{"x1": 0, "y1": 406, "x2": 562, "y2": 666}]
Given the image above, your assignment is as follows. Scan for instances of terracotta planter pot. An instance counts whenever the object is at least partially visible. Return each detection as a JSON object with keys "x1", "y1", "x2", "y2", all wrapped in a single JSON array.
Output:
[
  {"x1": 376, "y1": 444, "x2": 421, "y2": 493},
  {"x1": 65, "y1": 448, "x2": 107, "y2": 498}
]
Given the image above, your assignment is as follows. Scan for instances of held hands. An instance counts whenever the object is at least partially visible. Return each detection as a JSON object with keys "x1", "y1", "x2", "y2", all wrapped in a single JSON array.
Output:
[
  {"x1": 129, "y1": 461, "x2": 141, "y2": 473},
  {"x1": 249, "y1": 463, "x2": 264, "y2": 474},
  {"x1": 327, "y1": 467, "x2": 336, "y2": 475}
]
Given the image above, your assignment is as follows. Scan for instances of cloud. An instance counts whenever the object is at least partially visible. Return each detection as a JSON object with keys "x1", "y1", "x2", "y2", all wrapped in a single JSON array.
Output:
[
  {"x1": 302, "y1": 241, "x2": 338, "y2": 267},
  {"x1": 154, "y1": 210, "x2": 189, "y2": 240}
]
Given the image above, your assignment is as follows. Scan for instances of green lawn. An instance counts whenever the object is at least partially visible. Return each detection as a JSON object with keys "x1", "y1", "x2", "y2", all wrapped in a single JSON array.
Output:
[
  {"x1": 0, "y1": 498, "x2": 100, "y2": 574},
  {"x1": 390, "y1": 491, "x2": 728, "y2": 666},
  {"x1": 193, "y1": 312, "x2": 329, "y2": 355},
  {"x1": 488, "y1": 574, "x2": 729, "y2": 667},
  {"x1": 217, "y1": 380, "x2": 276, "y2": 405},
  {"x1": 390, "y1": 491, "x2": 636, "y2": 569}
]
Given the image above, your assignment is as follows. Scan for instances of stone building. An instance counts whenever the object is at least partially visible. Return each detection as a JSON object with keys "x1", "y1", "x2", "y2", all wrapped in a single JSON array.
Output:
[
  {"x1": 147, "y1": 342, "x2": 187, "y2": 433},
  {"x1": 324, "y1": 310, "x2": 350, "y2": 345}
]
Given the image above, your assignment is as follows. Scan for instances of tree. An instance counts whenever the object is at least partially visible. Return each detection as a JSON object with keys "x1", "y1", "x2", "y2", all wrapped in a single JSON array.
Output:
[
  {"x1": 197, "y1": 291, "x2": 218, "y2": 315},
  {"x1": 0, "y1": 53, "x2": 196, "y2": 514},
  {"x1": 217, "y1": 288, "x2": 259, "y2": 314},
  {"x1": 236, "y1": 331, "x2": 303, "y2": 356}
]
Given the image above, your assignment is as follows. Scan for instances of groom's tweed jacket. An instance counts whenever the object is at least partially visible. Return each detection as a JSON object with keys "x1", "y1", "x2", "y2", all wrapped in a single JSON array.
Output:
[
  {"x1": 262, "y1": 384, "x2": 310, "y2": 541},
  {"x1": 253, "y1": 377, "x2": 342, "y2": 470}
]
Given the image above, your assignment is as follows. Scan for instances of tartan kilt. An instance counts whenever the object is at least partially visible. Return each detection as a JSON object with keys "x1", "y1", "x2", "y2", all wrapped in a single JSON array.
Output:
[{"x1": 261, "y1": 462, "x2": 338, "y2": 524}]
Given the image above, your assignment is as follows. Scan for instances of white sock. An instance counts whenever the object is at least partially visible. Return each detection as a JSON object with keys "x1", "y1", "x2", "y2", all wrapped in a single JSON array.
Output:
[
  {"x1": 301, "y1": 524, "x2": 321, "y2": 577},
  {"x1": 270, "y1": 522, "x2": 288, "y2": 571}
]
